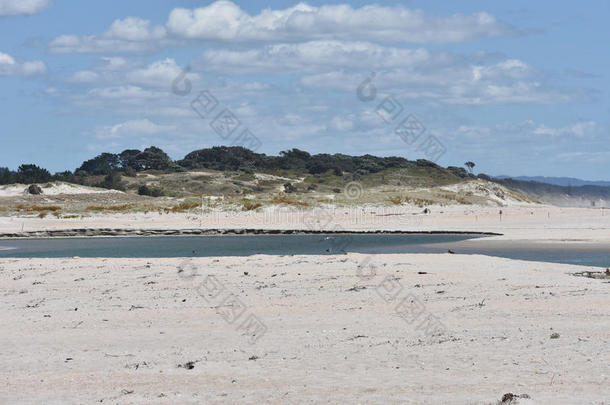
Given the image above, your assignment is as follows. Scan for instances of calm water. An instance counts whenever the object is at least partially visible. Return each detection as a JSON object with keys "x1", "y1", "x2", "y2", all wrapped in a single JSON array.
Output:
[{"x1": 0, "y1": 234, "x2": 608, "y2": 267}]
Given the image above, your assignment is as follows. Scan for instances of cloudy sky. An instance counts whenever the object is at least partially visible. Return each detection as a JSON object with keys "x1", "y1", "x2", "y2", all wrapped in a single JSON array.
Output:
[{"x1": 1, "y1": 0, "x2": 608, "y2": 178}]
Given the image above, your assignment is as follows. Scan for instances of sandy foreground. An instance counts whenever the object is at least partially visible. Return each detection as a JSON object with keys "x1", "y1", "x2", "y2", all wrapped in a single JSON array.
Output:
[
  {"x1": 0, "y1": 204, "x2": 609, "y2": 404},
  {"x1": 1, "y1": 253, "x2": 608, "y2": 404}
]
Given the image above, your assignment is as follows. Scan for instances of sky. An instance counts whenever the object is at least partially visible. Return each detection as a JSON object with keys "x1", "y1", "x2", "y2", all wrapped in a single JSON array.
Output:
[{"x1": 0, "y1": 0, "x2": 608, "y2": 179}]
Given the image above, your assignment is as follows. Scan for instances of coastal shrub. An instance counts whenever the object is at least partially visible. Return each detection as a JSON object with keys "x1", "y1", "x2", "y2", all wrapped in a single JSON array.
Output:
[
  {"x1": 389, "y1": 196, "x2": 402, "y2": 205},
  {"x1": 283, "y1": 182, "x2": 297, "y2": 193},
  {"x1": 29, "y1": 205, "x2": 61, "y2": 212},
  {"x1": 28, "y1": 184, "x2": 43, "y2": 195},
  {"x1": 86, "y1": 204, "x2": 132, "y2": 212},
  {"x1": 404, "y1": 197, "x2": 436, "y2": 207},
  {"x1": 96, "y1": 172, "x2": 125, "y2": 191},
  {"x1": 168, "y1": 201, "x2": 201, "y2": 213},
  {"x1": 272, "y1": 195, "x2": 309, "y2": 207},
  {"x1": 242, "y1": 200, "x2": 262, "y2": 211},
  {"x1": 138, "y1": 185, "x2": 165, "y2": 197}
]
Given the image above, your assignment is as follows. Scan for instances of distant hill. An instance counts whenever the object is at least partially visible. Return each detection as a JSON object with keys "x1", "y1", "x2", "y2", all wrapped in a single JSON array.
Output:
[
  {"x1": 496, "y1": 175, "x2": 610, "y2": 188},
  {"x1": 492, "y1": 178, "x2": 610, "y2": 208}
]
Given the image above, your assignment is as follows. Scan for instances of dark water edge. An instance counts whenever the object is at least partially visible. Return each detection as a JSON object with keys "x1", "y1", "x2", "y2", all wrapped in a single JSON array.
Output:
[{"x1": 0, "y1": 234, "x2": 608, "y2": 268}]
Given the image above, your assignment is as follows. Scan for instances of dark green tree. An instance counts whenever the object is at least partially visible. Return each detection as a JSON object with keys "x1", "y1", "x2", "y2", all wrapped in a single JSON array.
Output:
[
  {"x1": 77, "y1": 153, "x2": 121, "y2": 175},
  {"x1": 133, "y1": 147, "x2": 172, "y2": 170},
  {"x1": 464, "y1": 161, "x2": 476, "y2": 174},
  {"x1": 17, "y1": 164, "x2": 52, "y2": 183}
]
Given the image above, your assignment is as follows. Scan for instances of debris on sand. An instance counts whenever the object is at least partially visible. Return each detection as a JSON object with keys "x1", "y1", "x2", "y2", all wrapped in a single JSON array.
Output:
[
  {"x1": 572, "y1": 270, "x2": 610, "y2": 280},
  {"x1": 499, "y1": 393, "x2": 531, "y2": 404},
  {"x1": 178, "y1": 361, "x2": 196, "y2": 370},
  {"x1": 550, "y1": 332, "x2": 560, "y2": 339},
  {"x1": 346, "y1": 285, "x2": 366, "y2": 292},
  {"x1": 347, "y1": 335, "x2": 367, "y2": 341}
]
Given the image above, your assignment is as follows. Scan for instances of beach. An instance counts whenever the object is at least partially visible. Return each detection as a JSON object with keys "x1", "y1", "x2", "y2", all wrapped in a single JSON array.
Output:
[
  {"x1": 1, "y1": 204, "x2": 609, "y2": 243},
  {"x1": 0, "y1": 253, "x2": 608, "y2": 404},
  {"x1": 0, "y1": 204, "x2": 609, "y2": 404}
]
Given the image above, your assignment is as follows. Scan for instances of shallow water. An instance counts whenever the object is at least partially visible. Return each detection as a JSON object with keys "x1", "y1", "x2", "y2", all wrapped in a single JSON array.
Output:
[
  {"x1": 0, "y1": 234, "x2": 476, "y2": 258},
  {"x1": 0, "y1": 234, "x2": 607, "y2": 267}
]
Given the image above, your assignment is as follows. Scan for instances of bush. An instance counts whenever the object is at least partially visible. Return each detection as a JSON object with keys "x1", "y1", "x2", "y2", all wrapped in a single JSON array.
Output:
[
  {"x1": 242, "y1": 200, "x2": 262, "y2": 211},
  {"x1": 138, "y1": 185, "x2": 165, "y2": 197},
  {"x1": 283, "y1": 182, "x2": 297, "y2": 193},
  {"x1": 28, "y1": 184, "x2": 43, "y2": 195},
  {"x1": 96, "y1": 172, "x2": 125, "y2": 191},
  {"x1": 124, "y1": 166, "x2": 137, "y2": 177},
  {"x1": 272, "y1": 195, "x2": 309, "y2": 207}
]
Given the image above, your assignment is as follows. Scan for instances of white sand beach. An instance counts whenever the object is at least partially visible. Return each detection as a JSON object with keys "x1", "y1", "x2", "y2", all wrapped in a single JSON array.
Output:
[
  {"x1": 0, "y1": 253, "x2": 607, "y2": 404},
  {"x1": 0, "y1": 204, "x2": 608, "y2": 404}
]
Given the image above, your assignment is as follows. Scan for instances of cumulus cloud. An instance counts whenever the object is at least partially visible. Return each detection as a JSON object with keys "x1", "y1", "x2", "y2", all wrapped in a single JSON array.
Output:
[
  {"x1": 330, "y1": 116, "x2": 354, "y2": 131},
  {"x1": 50, "y1": 1, "x2": 514, "y2": 53},
  {"x1": 50, "y1": 17, "x2": 167, "y2": 53},
  {"x1": 69, "y1": 70, "x2": 100, "y2": 83},
  {"x1": 167, "y1": 1, "x2": 513, "y2": 43},
  {"x1": 532, "y1": 121, "x2": 597, "y2": 137},
  {"x1": 300, "y1": 57, "x2": 584, "y2": 105},
  {"x1": 198, "y1": 40, "x2": 437, "y2": 73},
  {"x1": 65, "y1": 57, "x2": 198, "y2": 91},
  {"x1": 125, "y1": 58, "x2": 184, "y2": 88},
  {"x1": 457, "y1": 120, "x2": 600, "y2": 141},
  {"x1": 0, "y1": 0, "x2": 50, "y2": 16},
  {"x1": 93, "y1": 119, "x2": 174, "y2": 139},
  {"x1": 0, "y1": 52, "x2": 46, "y2": 76}
]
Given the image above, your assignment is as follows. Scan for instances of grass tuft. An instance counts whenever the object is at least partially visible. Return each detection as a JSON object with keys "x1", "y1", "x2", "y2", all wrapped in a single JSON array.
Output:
[{"x1": 272, "y1": 195, "x2": 309, "y2": 207}]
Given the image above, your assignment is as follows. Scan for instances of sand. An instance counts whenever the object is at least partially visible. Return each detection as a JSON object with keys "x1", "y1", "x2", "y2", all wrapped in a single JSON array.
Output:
[
  {"x1": 0, "y1": 204, "x2": 608, "y2": 404},
  {"x1": 0, "y1": 254, "x2": 607, "y2": 404},
  {"x1": 0, "y1": 183, "x2": 122, "y2": 197},
  {"x1": 0, "y1": 204, "x2": 609, "y2": 240}
]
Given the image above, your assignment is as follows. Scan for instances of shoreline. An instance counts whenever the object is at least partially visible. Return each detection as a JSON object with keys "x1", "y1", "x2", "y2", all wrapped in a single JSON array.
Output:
[{"x1": 0, "y1": 228, "x2": 502, "y2": 239}]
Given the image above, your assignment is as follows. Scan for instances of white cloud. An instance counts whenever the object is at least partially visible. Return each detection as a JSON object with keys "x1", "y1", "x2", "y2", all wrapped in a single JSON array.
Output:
[
  {"x1": 106, "y1": 17, "x2": 166, "y2": 41},
  {"x1": 0, "y1": 0, "x2": 50, "y2": 16},
  {"x1": 167, "y1": 1, "x2": 513, "y2": 43},
  {"x1": 87, "y1": 85, "x2": 159, "y2": 101},
  {"x1": 330, "y1": 116, "x2": 354, "y2": 131},
  {"x1": 532, "y1": 121, "x2": 597, "y2": 137},
  {"x1": 457, "y1": 120, "x2": 600, "y2": 140},
  {"x1": 199, "y1": 40, "x2": 436, "y2": 73},
  {"x1": 50, "y1": 17, "x2": 168, "y2": 53},
  {"x1": 65, "y1": 57, "x2": 198, "y2": 91},
  {"x1": 50, "y1": 1, "x2": 514, "y2": 53},
  {"x1": 70, "y1": 70, "x2": 100, "y2": 83},
  {"x1": 98, "y1": 57, "x2": 129, "y2": 71},
  {"x1": 93, "y1": 119, "x2": 174, "y2": 139},
  {"x1": 0, "y1": 51, "x2": 46, "y2": 76},
  {"x1": 299, "y1": 57, "x2": 582, "y2": 105},
  {"x1": 125, "y1": 58, "x2": 185, "y2": 88}
]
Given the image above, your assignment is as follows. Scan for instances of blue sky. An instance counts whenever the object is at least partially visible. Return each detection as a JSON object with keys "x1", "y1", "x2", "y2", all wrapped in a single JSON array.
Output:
[{"x1": 0, "y1": 0, "x2": 608, "y2": 179}]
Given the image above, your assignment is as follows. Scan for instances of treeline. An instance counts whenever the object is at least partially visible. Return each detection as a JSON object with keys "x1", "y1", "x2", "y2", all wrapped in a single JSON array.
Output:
[{"x1": 1, "y1": 145, "x2": 476, "y2": 189}]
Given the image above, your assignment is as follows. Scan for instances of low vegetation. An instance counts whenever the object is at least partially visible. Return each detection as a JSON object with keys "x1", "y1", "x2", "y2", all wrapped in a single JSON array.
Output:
[
  {"x1": 242, "y1": 200, "x2": 263, "y2": 211},
  {"x1": 271, "y1": 195, "x2": 310, "y2": 207}
]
